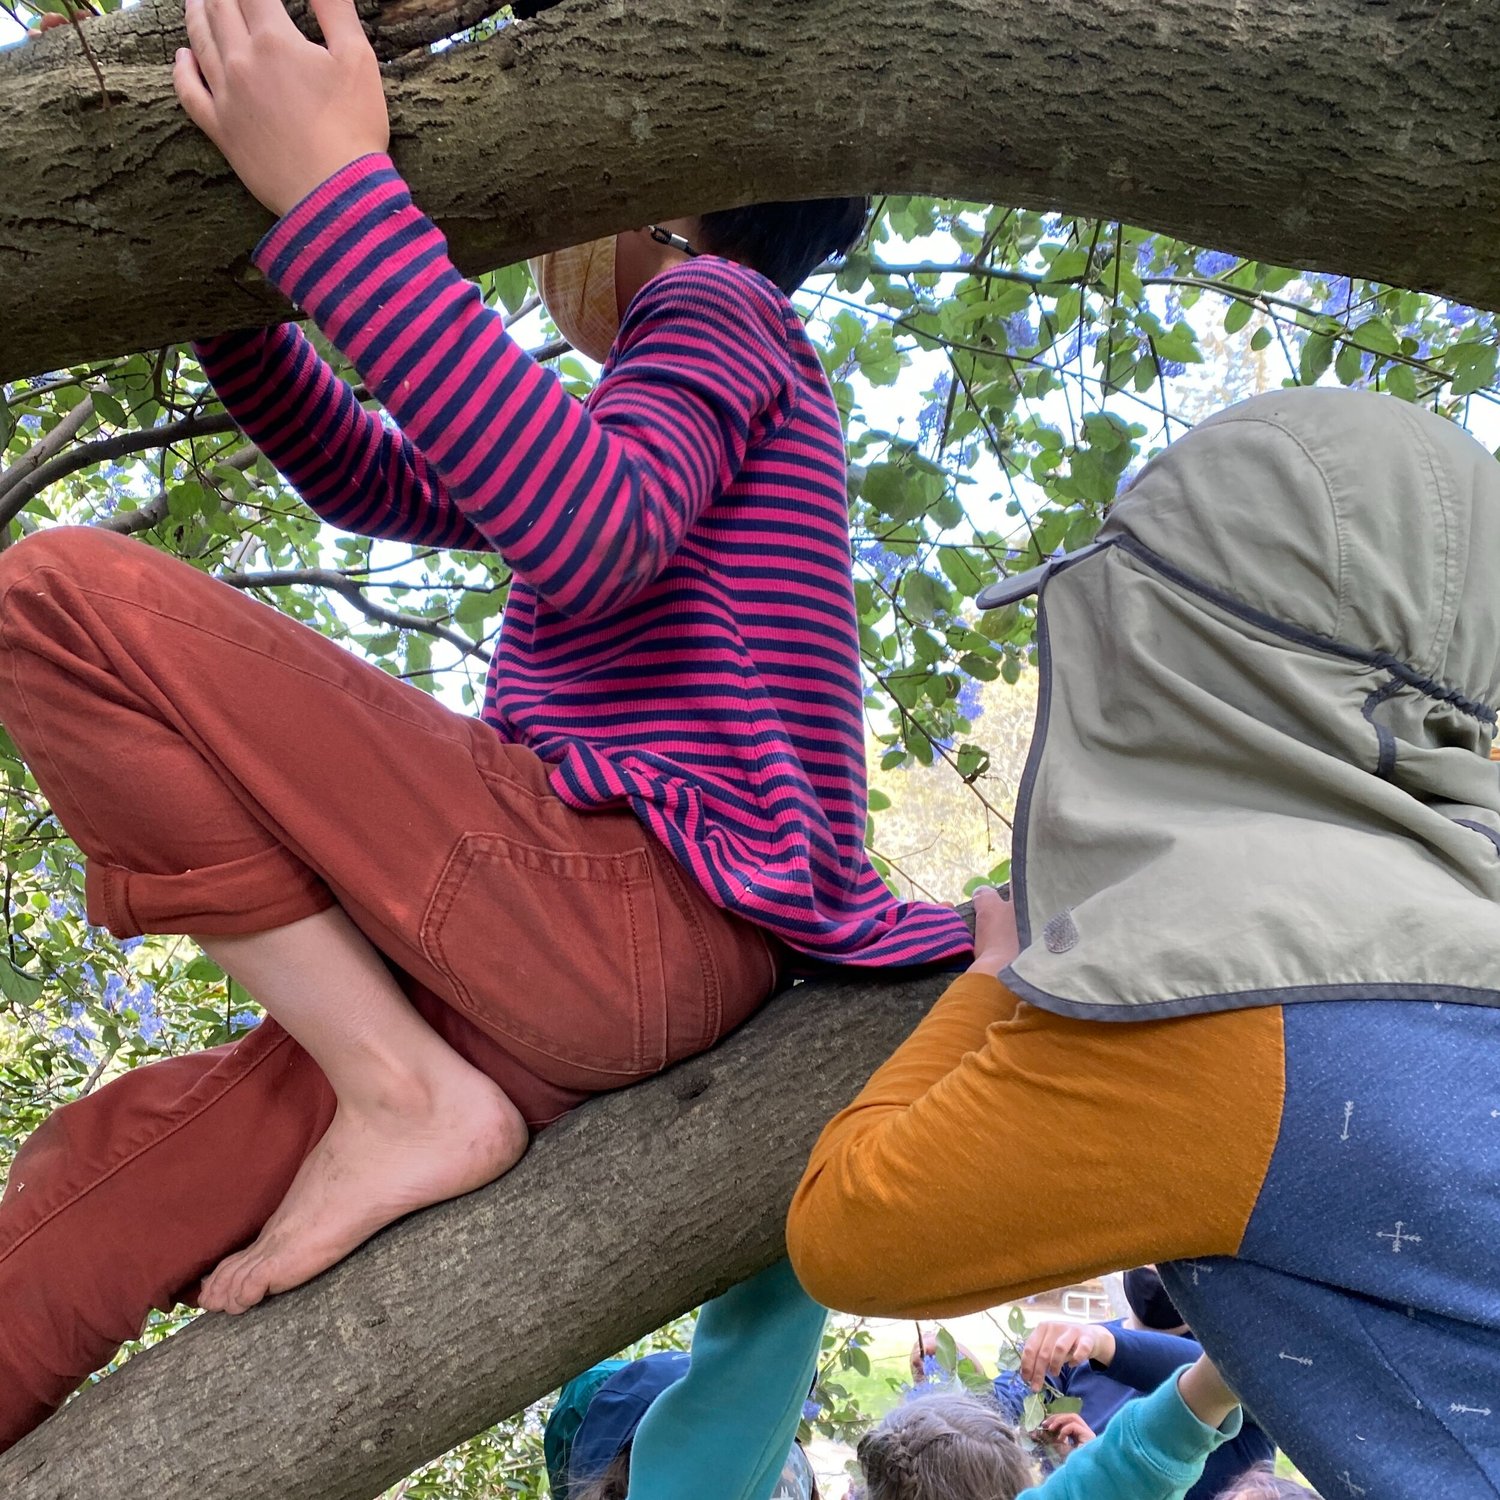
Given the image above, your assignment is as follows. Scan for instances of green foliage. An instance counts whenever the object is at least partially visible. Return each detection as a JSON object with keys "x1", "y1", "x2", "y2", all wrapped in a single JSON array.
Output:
[{"x1": 3, "y1": 194, "x2": 1499, "y2": 1491}]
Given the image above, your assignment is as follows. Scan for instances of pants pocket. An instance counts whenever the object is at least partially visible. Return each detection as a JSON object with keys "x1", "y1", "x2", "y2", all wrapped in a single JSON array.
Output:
[{"x1": 419, "y1": 831, "x2": 669, "y2": 1089}]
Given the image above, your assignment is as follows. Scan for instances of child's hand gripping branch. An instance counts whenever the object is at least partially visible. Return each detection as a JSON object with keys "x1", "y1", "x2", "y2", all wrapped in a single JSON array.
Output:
[{"x1": 173, "y1": 0, "x2": 388, "y2": 216}]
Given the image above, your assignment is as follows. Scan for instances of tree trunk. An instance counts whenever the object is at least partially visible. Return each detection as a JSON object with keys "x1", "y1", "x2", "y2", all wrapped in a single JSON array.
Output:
[
  {"x1": 0, "y1": 963, "x2": 953, "y2": 1500},
  {"x1": 3, "y1": 0, "x2": 1500, "y2": 382}
]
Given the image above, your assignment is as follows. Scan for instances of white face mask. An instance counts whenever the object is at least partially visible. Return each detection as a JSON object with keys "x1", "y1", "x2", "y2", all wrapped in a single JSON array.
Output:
[{"x1": 528, "y1": 236, "x2": 620, "y2": 365}]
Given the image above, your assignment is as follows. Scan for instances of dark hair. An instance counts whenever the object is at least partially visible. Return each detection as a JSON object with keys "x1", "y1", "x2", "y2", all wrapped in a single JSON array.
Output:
[
  {"x1": 1216, "y1": 1464, "x2": 1322, "y2": 1500},
  {"x1": 1123, "y1": 1265, "x2": 1189, "y2": 1332},
  {"x1": 699, "y1": 198, "x2": 870, "y2": 294},
  {"x1": 570, "y1": 1445, "x2": 632, "y2": 1500},
  {"x1": 855, "y1": 1394, "x2": 1036, "y2": 1500}
]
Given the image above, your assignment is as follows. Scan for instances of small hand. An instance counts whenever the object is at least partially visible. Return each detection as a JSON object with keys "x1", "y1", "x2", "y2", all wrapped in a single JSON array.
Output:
[
  {"x1": 172, "y1": 0, "x2": 389, "y2": 218},
  {"x1": 967, "y1": 882, "x2": 1020, "y2": 975},
  {"x1": 1019, "y1": 1321, "x2": 1116, "y2": 1392},
  {"x1": 1036, "y1": 1411, "x2": 1096, "y2": 1454},
  {"x1": 25, "y1": 11, "x2": 72, "y2": 37}
]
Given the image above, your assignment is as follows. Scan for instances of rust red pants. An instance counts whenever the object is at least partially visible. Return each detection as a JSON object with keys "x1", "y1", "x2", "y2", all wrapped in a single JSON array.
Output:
[{"x1": 0, "y1": 528, "x2": 778, "y2": 1452}]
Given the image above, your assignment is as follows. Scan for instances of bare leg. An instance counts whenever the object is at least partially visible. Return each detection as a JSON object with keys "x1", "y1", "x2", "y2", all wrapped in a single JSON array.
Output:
[{"x1": 195, "y1": 907, "x2": 527, "y2": 1314}]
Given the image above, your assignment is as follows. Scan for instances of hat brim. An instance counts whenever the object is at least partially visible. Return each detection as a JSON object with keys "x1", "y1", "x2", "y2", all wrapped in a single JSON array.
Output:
[{"x1": 975, "y1": 539, "x2": 1110, "y2": 611}]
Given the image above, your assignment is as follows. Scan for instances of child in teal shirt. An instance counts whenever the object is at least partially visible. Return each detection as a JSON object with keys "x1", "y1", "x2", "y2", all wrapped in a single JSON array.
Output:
[
  {"x1": 856, "y1": 1355, "x2": 1242, "y2": 1500},
  {"x1": 559, "y1": 1261, "x2": 1239, "y2": 1500}
]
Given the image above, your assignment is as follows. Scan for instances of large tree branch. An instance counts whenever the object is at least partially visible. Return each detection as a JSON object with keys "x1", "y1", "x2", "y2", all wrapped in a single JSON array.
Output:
[
  {"x1": 0, "y1": 961, "x2": 959, "y2": 1500},
  {"x1": 4, "y1": 0, "x2": 1500, "y2": 381}
]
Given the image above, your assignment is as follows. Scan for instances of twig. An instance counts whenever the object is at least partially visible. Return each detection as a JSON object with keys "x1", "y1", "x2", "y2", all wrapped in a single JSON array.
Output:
[
  {"x1": 0, "y1": 394, "x2": 95, "y2": 506},
  {"x1": 67, "y1": 4, "x2": 110, "y2": 111},
  {"x1": 0, "y1": 407, "x2": 242, "y2": 520},
  {"x1": 219, "y1": 566, "x2": 487, "y2": 661},
  {"x1": 78, "y1": 1040, "x2": 121, "y2": 1098}
]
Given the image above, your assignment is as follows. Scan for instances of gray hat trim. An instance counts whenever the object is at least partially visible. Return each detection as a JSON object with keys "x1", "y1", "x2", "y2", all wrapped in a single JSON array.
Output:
[
  {"x1": 999, "y1": 967, "x2": 1500, "y2": 1022},
  {"x1": 974, "y1": 540, "x2": 1112, "y2": 611}
]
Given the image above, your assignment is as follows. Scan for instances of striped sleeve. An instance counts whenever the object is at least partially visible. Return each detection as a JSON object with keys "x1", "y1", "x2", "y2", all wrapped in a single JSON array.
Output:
[
  {"x1": 252, "y1": 155, "x2": 797, "y2": 618},
  {"x1": 191, "y1": 324, "x2": 490, "y2": 551}
]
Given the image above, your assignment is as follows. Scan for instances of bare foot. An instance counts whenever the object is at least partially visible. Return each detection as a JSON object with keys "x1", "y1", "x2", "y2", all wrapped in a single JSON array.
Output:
[{"x1": 198, "y1": 1063, "x2": 526, "y2": 1315}]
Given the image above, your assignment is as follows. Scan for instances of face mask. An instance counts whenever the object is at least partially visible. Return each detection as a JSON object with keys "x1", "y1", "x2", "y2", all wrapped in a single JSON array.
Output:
[{"x1": 529, "y1": 236, "x2": 620, "y2": 364}]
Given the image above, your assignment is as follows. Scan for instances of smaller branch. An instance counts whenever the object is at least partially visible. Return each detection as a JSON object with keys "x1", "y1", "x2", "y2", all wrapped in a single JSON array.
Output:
[
  {"x1": 78, "y1": 1040, "x2": 121, "y2": 1099},
  {"x1": 502, "y1": 292, "x2": 541, "y2": 327},
  {"x1": 220, "y1": 566, "x2": 487, "y2": 661},
  {"x1": 869, "y1": 667, "x2": 1014, "y2": 831},
  {"x1": 65, "y1": 3, "x2": 110, "y2": 110},
  {"x1": 94, "y1": 491, "x2": 171, "y2": 536},
  {"x1": 0, "y1": 408, "x2": 242, "y2": 520},
  {"x1": 868, "y1": 845, "x2": 944, "y2": 903},
  {"x1": 0, "y1": 394, "x2": 95, "y2": 507}
]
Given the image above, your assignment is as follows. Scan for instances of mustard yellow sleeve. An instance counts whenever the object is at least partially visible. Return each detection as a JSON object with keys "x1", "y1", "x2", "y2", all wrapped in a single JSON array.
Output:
[
  {"x1": 786, "y1": 971, "x2": 1020, "y2": 1316},
  {"x1": 785, "y1": 975, "x2": 1286, "y2": 1324}
]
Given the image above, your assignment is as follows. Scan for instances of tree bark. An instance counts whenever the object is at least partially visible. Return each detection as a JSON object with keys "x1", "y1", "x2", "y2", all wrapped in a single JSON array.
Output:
[
  {"x1": 3, "y1": 0, "x2": 1500, "y2": 382},
  {"x1": 0, "y1": 962, "x2": 955, "y2": 1500}
]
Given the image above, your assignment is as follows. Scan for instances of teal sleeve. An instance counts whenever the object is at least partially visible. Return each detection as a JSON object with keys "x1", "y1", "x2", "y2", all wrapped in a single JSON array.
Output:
[
  {"x1": 1022, "y1": 1367, "x2": 1244, "y2": 1500},
  {"x1": 626, "y1": 1260, "x2": 828, "y2": 1500}
]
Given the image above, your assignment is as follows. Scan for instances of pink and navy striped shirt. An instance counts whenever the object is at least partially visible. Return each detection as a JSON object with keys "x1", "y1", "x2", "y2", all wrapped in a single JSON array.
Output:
[{"x1": 195, "y1": 154, "x2": 970, "y2": 968}]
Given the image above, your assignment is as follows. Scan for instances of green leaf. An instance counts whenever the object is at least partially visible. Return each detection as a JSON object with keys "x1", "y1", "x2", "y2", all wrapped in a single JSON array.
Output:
[
  {"x1": 0, "y1": 956, "x2": 43, "y2": 1006},
  {"x1": 1046, "y1": 1395, "x2": 1085, "y2": 1416},
  {"x1": 1385, "y1": 363, "x2": 1419, "y2": 402},
  {"x1": 1335, "y1": 341, "x2": 1363, "y2": 387},
  {"x1": 1223, "y1": 299, "x2": 1253, "y2": 335},
  {"x1": 1008, "y1": 1305, "x2": 1028, "y2": 1336},
  {"x1": 490, "y1": 260, "x2": 533, "y2": 315},
  {"x1": 1152, "y1": 323, "x2": 1201, "y2": 365},
  {"x1": 1021, "y1": 1392, "x2": 1047, "y2": 1431},
  {"x1": 1351, "y1": 317, "x2": 1399, "y2": 356},
  {"x1": 935, "y1": 1327, "x2": 958, "y2": 1372},
  {"x1": 867, "y1": 788, "x2": 891, "y2": 812},
  {"x1": 92, "y1": 390, "x2": 128, "y2": 428},
  {"x1": 1299, "y1": 331, "x2": 1335, "y2": 386},
  {"x1": 1250, "y1": 326, "x2": 1274, "y2": 353},
  {"x1": 955, "y1": 743, "x2": 990, "y2": 779},
  {"x1": 1450, "y1": 341, "x2": 1498, "y2": 397},
  {"x1": 903, "y1": 571, "x2": 949, "y2": 623},
  {"x1": 938, "y1": 547, "x2": 986, "y2": 596}
]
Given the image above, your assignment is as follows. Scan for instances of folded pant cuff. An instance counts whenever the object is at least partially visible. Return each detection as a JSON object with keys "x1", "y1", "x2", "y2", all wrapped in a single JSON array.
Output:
[{"x1": 86, "y1": 846, "x2": 335, "y2": 938}]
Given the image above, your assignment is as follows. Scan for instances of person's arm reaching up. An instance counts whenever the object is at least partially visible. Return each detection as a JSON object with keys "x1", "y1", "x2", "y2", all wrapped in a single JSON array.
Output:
[
  {"x1": 173, "y1": 0, "x2": 797, "y2": 614},
  {"x1": 626, "y1": 1260, "x2": 827, "y2": 1500},
  {"x1": 1023, "y1": 1357, "x2": 1242, "y2": 1500},
  {"x1": 253, "y1": 161, "x2": 795, "y2": 618},
  {"x1": 194, "y1": 324, "x2": 493, "y2": 552}
]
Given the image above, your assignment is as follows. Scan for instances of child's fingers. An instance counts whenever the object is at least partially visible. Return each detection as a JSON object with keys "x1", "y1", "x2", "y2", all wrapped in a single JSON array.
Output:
[
  {"x1": 1022, "y1": 1324, "x2": 1065, "y2": 1387},
  {"x1": 172, "y1": 47, "x2": 220, "y2": 141},
  {"x1": 235, "y1": 0, "x2": 299, "y2": 36},
  {"x1": 306, "y1": 0, "x2": 369, "y2": 56},
  {"x1": 1028, "y1": 1325, "x2": 1085, "y2": 1387},
  {"x1": 197, "y1": 0, "x2": 250, "y2": 62},
  {"x1": 180, "y1": 0, "x2": 226, "y2": 94},
  {"x1": 970, "y1": 883, "x2": 1019, "y2": 957}
]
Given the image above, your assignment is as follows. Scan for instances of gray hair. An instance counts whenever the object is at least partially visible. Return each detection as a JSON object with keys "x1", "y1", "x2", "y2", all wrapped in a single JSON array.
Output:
[
  {"x1": 1216, "y1": 1463, "x2": 1323, "y2": 1500},
  {"x1": 855, "y1": 1394, "x2": 1036, "y2": 1500}
]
